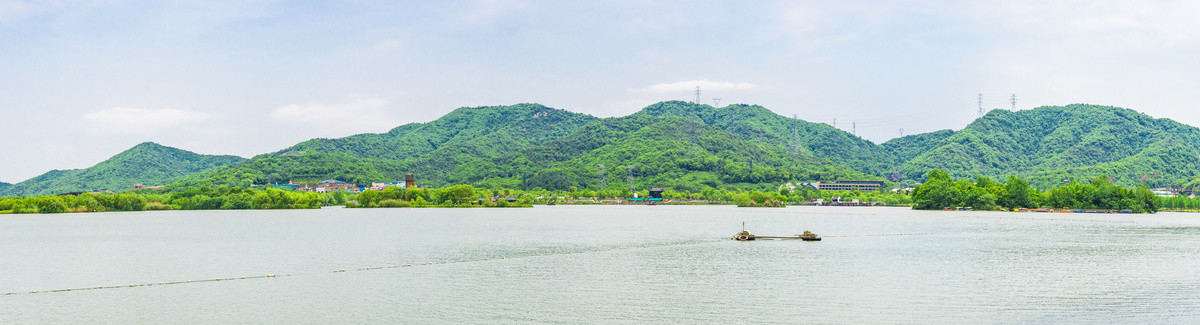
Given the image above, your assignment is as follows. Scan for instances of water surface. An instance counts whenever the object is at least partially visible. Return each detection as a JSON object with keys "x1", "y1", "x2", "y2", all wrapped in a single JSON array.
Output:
[{"x1": 3, "y1": 206, "x2": 1199, "y2": 323}]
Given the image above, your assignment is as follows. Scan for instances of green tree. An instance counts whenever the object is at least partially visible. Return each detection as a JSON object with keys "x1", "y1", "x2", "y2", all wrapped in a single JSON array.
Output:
[{"x1": 999, "y1": 176, "x2": 1033, "y2": 209}]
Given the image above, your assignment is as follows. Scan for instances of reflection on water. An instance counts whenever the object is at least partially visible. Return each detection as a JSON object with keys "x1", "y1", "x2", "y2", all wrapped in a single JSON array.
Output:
[{"x1": 2, "y1": 206, "x2": 1199, "y2": 323}]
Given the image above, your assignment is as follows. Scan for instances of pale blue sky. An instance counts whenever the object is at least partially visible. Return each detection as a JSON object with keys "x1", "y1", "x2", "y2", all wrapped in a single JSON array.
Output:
[{"x1": 3, "y1": 0, "x2": 1199, "y2": 182}]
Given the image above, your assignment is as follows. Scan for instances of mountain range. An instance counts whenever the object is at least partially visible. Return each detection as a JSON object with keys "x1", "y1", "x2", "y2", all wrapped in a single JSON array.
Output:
[{"x1": 4, "y1": 102, "x2": 1199, "y2": 197}]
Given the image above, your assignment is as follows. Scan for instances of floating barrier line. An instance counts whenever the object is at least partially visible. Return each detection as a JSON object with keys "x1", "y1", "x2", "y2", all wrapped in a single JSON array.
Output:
[{"x1": 1, "y1": 239, "x2": 724, "y2": 296}]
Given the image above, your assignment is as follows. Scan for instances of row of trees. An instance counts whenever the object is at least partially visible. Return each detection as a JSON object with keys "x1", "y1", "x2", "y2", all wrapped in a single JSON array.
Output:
[
  {"x1": 351, "y1": 185, "x2": 530, "y2": 207},
  {"x1": 1161, "y1": 195, "x2": 1200, "y2": 210},
  {"x1": 1, "y1": 187, "x2": 338, "y2": 214},
  {"x1": 1, "y1": 193, "x2": 148, "y2": 214},
  {"x1": 912, "y1": 169, "x2": 1161, "y2": 213}
]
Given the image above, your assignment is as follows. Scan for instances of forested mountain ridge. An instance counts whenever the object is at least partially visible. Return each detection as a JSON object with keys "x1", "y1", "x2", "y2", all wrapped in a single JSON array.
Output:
[
  {"x1": 174, "y1": 104, "x2": 602, "y2": 188},
  {"x1": 437, "y1": 113, "x2": 871, "y2": 191},
  {"x1": 272, "y1": 103, "x2": 598, "y2": 161},
  {"x1": 2, "y1": 142, "x2": 246, "y2": 197},
  {"x1": 895, "y1": 104, "x2": 1200, "y2": 188},
  {"x1": 10, "y1": 102, "x2": 1200, "y2": 195},
  {"x1": 881, "y1": 129, "x2": 955, "y2": 164},
  {"x1": 634, "y1": 101, "x2": 898, "y2": 176},
  {"x1": 177, "y1": 110, "x2": 873, "y2": 191}
]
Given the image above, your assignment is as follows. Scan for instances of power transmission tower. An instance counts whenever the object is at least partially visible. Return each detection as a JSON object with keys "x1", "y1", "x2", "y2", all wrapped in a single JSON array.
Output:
[
  {"x1": 598, "y1": 164, "x2": 606, "y2": 190},
  {"x1": 852, "y1": 122, "x2": 856, "y2": 136},
  {"x1": 791, "y1": 127, "x2": 800, "y2": 152},
  {"x1": 792, "y1": 114, "x2": 798, "y2": 119},
  {"x1": 627, "y1": 165, "x2": 636, "y2": 194},
  {"x1": 899, "y1": 128, "x2": 904, "y2": 137},
  {"x1": 978, "y1": 93, "x2": 984, "y2": 118},
  {"x1": 694, "y1": 86, "x2": 701, "y2": 104},
  {"x1": 832, "y1": 118, "x2": 837, "y2": 128},
  {"x1": 1011, "y1": 94, "x2": 1017, "y2": 110},
  {"x1": 712, "y1": 98, "x2": 721, "y2": 107}
]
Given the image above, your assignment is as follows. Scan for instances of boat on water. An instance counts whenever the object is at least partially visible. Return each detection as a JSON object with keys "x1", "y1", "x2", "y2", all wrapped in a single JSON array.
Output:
[{"x1": 732, "y1": 229, "x2": 821, "y2": 241}]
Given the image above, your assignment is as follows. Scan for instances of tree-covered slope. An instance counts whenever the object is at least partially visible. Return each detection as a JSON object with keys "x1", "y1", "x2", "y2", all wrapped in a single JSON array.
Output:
[
  {"x1": 441, "y1": 114, "x2": 874, "y2": 191},
  {"x1": 180, "y1": 112, "x2": 876, "y2": 192},
  {"x1": 275, "y1": 103, "x2": 598, "y2": 162},
  {"x1": 170, "y1": 152, "x2": 405, "y2": 189},
  {"x1": 633, "y1": 101, "x2": 898, "y2": 176},
  {"x1": 0, "y1": 182, "x2": 11, "y2": 193},
  {"x1": 881, "y1": 129, "x2": 955, "y2": 163},
  {"x1": 2, "y1": 142, "x2": 246, "y2": 196},
  {"x1": 178, "y1": 103, "x2": 600, "y2": 189},
  {"x1": 897, "y1": 104, "x2": 1200, "y2": 188}
]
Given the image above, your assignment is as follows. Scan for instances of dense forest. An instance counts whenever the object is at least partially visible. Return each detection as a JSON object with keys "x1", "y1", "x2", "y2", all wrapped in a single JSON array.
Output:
[{"x1": 6, "y1": 102, "x2": 1200, "y2": 197}]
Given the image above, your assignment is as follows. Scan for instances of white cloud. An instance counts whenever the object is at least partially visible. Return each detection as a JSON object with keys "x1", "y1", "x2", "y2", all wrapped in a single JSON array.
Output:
[
  {"x1": 83, "y1": 107, "x2": 209, "y2": 133},
  {"x1": 634, "y1": 79, "x2": 758, "y2": 93},
  {"x1": 271, "y1": 97, "x2": 403, "y2": 137}
]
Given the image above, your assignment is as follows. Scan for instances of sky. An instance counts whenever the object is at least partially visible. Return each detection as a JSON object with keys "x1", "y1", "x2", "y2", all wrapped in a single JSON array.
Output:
[{"x1": 3, "y1": 0, "x2": 1200, "y2": 183}]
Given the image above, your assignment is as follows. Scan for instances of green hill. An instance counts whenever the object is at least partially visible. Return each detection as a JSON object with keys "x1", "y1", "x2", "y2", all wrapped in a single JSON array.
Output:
[
  {"x1": 634, "y1": 101, "x2": 898, "y2": 176},
  {"x1": 274, "y1": 103, "x2": 598, "y2": 162},
  {"x1": 0, "y1": 182, "x2": 10, "y2": 192},
  {"x1": 173, "y1": 103, "x2": 601, "y2": 189},
  {"x1": 171, "y1": 152, "x2": 405, "y2": 189},
  {"x1": 16, "y1": 101, "x2": 1198, "y2": 196},
  {"x1": 441, "y1": 114, "x2": 871, "y2": 191},
  {"x1": 175, "y1": 103, "x2": 878, "y2": 192},
  {"x1": 2, "y1": 142, "x2": 246, "y2": 197},
  {"x1": 882, "y1": 129, "x2": 955, "y2": 164},
  {"x1": 895, "y1": 104, "x2": 1200, "y2": 188}
]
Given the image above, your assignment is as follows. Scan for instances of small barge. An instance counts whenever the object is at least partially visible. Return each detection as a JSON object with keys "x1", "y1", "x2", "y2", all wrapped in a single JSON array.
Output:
[{"x1": 732, "y1": 230, "x2": 821, "y2": 241}]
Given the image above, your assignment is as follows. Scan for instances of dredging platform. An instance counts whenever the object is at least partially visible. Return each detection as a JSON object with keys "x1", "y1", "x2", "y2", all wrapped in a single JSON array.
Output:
[{"x1": 732, "y1": 230, "x2": 821, "y2": 241}]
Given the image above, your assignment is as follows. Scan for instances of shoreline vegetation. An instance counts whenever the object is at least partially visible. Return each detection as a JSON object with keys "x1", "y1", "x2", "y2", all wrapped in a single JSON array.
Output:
[
  {"x1": 3, "y1": 169, "x2": 1199, "y2": 215},
  {"x1": 912, "y1": 169, "x2": 1163, "y2": 213}
]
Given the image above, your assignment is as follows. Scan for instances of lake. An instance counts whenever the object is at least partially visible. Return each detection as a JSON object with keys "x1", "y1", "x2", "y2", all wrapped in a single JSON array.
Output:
[{"x1": 3, "y1": 206, "x2": 1199, "y2": 323}]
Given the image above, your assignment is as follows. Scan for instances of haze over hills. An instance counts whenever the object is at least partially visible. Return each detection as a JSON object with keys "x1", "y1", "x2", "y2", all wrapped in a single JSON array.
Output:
[
  {"x1": 5, "y1": 101, "x2": 1200, "y2": 196},
  {"x1": 1, "y1": 142, "x2": 246, "y2": 197}
]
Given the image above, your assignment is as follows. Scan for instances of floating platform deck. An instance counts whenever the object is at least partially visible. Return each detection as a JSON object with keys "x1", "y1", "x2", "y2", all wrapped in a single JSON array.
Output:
[{"x1": 732, "y1": 230, "x2": 821, "y2": 241}]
